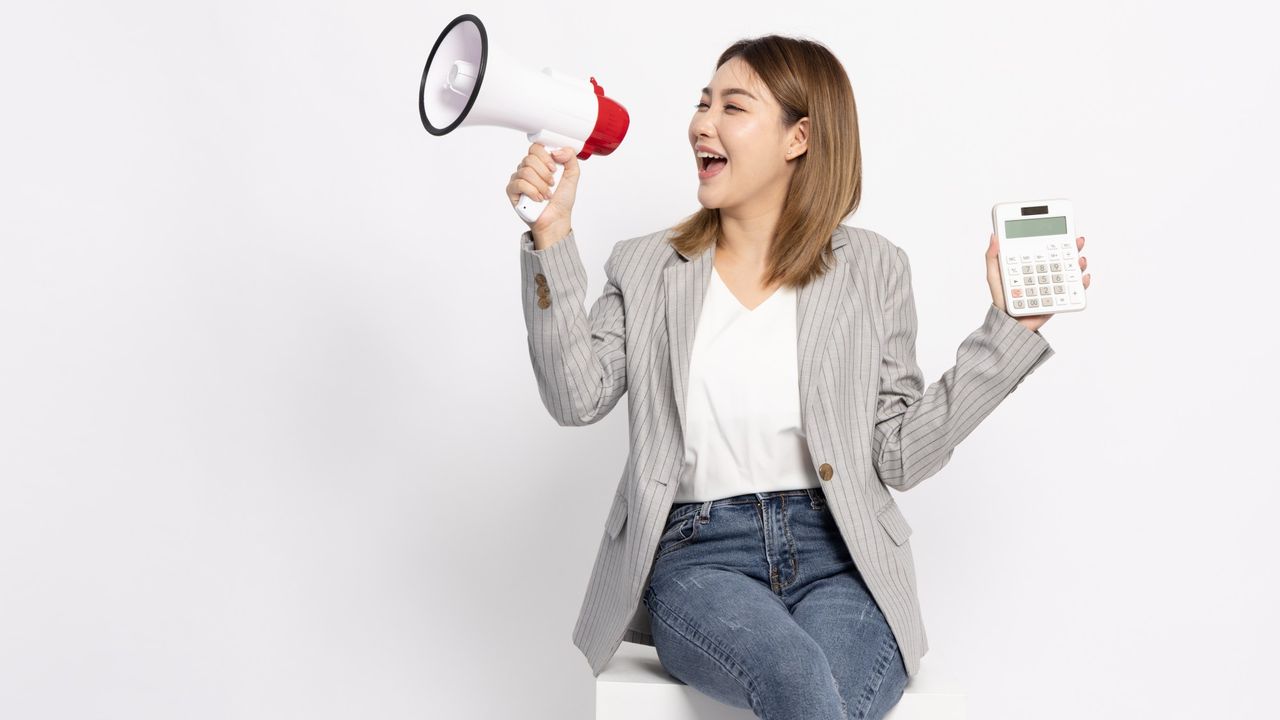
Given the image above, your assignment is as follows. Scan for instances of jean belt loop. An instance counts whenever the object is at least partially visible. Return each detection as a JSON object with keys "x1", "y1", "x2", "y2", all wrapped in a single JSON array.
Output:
[{"x1": 698, "y1": 499, "x2": 713, "y2": 523}]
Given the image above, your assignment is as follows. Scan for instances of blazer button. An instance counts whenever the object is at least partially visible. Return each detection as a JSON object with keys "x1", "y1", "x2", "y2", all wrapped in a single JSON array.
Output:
[
  {"x1": 818, "y1": 463, "x2": 833, "y2": 481},
  {"x1": 536, "y1": 285, "x2": 550, "y2": 298},
  {"x1": 534, "y1": 273, "x2": 547, "y2": 286},
  {"x1": 537, "y1": 296, "x2": 552, "y2": 310}
]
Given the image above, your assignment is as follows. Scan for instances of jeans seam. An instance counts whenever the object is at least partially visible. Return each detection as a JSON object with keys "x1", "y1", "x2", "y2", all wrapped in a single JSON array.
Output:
[
  {"x1": 852, "y1": 630, "x2": 898, "y2": 719},
  {"x1": 646, "y1": 588, "x2": 760, "y2": 706}
]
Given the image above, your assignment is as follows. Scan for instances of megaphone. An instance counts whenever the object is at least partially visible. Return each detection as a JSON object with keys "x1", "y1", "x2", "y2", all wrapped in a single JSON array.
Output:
[{"x1": 419, "y1": 13, "x2": 631, "y2": 224}]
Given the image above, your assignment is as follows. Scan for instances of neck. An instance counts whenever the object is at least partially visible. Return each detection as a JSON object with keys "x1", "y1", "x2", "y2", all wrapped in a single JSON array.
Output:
[{"x1": 716, "y1": 206, "x2": 781, "y2": 268}]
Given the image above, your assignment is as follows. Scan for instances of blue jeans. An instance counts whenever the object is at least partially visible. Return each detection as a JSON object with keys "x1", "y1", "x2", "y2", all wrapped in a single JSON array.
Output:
[{"x1": 643, "y1": 488, "x2": 909, "y2": 720}]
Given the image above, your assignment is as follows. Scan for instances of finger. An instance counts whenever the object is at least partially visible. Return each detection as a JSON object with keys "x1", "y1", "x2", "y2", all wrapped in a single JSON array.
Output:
[
  {"x1": 553, "y1": 146, "x2": 580, "y2": 171},
  {"x1": 520, "y1": 166, "x2": 553, "y2": 198},
  {"x1": 523, "y1": 156, "x2": 556, "y2": 184},
  {"x1": 529, "y1": 143, "x2": 555, "y2": 166},
  {"x1": 1079, "y1": 255, "x2": 1087, "y2": 271},
  {"x1": 1082, "y1": 273, "x2": 1090, "y2": 289},
  {"x1": 528, "y1": 153, "x2": 555, "y2": 176},
  {"x1": 518, "y1": 178, "x2": 547, "y2": 202},
  {"x1": 538, "y1": 145, "x2": 564, "y2": 174},
  {"x1": 516, "y1": 179, "x2": 541, "y2": 202},
  {"x1": 1076, "y1": 235, "x2": 1085, "y2": 251}
]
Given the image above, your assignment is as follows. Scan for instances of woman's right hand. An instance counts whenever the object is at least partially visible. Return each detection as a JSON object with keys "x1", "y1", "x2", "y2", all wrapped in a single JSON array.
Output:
[{"x1": 506, "y1": 143, "x2": 580, "y2": 244}]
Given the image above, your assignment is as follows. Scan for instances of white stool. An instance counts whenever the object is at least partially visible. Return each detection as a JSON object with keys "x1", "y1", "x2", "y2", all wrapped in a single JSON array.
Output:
[{"x1": 596, "y1": 641, "x2": 967, "y2": 719}]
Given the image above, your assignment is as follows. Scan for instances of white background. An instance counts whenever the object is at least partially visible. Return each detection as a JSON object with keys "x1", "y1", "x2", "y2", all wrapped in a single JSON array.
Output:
[{"x1": 2, "y1": 1, "x2": 1276, "y2": 718}]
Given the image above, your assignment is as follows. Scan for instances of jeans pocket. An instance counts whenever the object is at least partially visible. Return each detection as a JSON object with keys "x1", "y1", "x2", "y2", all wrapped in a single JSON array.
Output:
[{"x1": 656, "y1": 509, "x2": 700, "y2": 559}]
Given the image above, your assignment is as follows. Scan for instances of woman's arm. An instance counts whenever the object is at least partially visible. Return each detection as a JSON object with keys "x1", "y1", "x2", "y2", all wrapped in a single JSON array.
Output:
[
  {"x1": 519, "y1": 228, "x2": 627, "y2": 426},
  {"x1": 872, "y1": 245, "x2": 1054, "y2": 492}
]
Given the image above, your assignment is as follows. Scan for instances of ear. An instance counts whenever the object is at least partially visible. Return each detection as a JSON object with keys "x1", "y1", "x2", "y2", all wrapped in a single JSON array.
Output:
[{"x1": 787, "y1": 117, "x2": 809, "y2": 159}]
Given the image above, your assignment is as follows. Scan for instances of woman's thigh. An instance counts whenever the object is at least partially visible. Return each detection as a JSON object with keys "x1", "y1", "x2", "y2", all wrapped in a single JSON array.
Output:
[
  {"x1": 644, "y1": 498, "x2": 852, "y2": 719},
  {"x1": 788, "y1": 571, "x2": 909, "y2": 720},
  {"x1": 643, "y1": 567, "x2": 848, "y2": 720}
]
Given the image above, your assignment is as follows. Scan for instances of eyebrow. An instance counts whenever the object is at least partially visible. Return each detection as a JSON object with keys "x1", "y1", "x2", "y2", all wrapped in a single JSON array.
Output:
[{"x1": 701, "y1": 86, "x2": 758, "y2": 101}]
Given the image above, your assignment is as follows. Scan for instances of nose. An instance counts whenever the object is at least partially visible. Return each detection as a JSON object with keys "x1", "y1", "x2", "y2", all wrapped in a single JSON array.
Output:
[{"x1": 690, "y1": 111, "x2": 717, "y2": 142}]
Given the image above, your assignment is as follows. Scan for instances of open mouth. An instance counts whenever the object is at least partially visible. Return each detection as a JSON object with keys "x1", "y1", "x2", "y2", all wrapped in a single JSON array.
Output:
[{"x1": 700, "y1": 156, "x2": 728, "y2": 172}]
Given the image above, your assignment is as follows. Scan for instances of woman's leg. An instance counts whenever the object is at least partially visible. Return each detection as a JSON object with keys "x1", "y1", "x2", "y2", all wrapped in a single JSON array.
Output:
[
  {"x1": 789, "y1": 572, "x2": 909, "y2": 720},
  {"x1": 644, "y1": 497, "x2": 848, "y2": 720},
  {"x1": 785, "y1": 491, "x2": 910, "y2": 720}
]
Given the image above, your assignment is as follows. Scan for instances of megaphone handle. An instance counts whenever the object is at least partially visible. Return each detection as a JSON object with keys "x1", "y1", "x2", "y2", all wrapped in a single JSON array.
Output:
[{"x1": 515, "y1": 145, "x2": 565, "y2": 224}]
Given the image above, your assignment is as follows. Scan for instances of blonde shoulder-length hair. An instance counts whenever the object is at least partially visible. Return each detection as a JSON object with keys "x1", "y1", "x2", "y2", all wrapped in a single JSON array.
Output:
[{"x1": 669, "y1": 35, "x2": 863, "y2": 289}]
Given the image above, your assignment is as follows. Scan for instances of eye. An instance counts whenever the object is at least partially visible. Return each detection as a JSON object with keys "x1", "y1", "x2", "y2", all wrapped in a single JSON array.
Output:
[{"x1": 695, "y1": 103, "x2": 741, "y2": 112}]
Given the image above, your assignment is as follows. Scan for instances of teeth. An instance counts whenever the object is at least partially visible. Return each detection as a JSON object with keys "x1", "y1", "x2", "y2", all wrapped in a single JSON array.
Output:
[{"x1": 696, "y1": 151, "x2": 726, "y2": 160}]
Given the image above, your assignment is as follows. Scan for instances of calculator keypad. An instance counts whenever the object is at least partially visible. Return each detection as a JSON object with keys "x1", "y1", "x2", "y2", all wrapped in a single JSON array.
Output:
[{"x1": 1004, "y1": 239, "x2": 1084, "y2": 311}]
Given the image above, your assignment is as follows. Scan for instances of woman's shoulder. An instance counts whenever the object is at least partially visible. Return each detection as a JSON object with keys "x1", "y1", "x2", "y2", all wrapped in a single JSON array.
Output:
[
  {"x1": 840, "y1": 224, "x2": 901, "y2": 259},
  {"x1": 605, "y1": 227, "x2": 680, "y2": 278}
]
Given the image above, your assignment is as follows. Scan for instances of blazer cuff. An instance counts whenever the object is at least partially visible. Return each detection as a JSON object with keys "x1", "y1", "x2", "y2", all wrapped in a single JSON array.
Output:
[
  {"x1": 518, "y1": 227, "x2": 588, "y2": 318},
  {"x1": 983, "y1": 302, "x2": 1055, "y2": 378}
]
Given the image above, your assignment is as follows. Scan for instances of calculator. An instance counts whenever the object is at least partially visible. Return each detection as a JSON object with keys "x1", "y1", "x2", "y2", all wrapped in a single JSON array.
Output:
[{"x1": 991, "y1": 198, "x2": 1086, "y2": 317}]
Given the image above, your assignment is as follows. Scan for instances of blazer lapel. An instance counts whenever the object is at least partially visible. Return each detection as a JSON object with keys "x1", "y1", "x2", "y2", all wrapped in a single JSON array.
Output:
[{"x1": 665, "y1": 225, "x2": 851, "y2": 438}]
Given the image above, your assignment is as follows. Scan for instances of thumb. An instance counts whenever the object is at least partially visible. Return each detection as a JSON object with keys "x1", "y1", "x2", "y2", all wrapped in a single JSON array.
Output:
[
  {"x1": 553, "y1": 147, "x2": 580, "y2": 183},
  {"x1": 986, "y1": 233, "x2": 1001, "y2": 271}
]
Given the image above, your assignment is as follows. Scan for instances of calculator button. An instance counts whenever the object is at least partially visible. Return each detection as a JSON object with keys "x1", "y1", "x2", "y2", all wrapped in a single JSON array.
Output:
[
  {"x1": 1013, "y1": 299, "x2": 1025, "y2": 309},
  {"x1": 1036, "y1": 263, "x2": 1047, "y2": 273},
  {"x1": 1022, "y1": 264, "x2": 1032, "y2": 274},
  {"x1": 1055, "y1": 296, "x2": 1067, "y2": 306},
  {"x1": 1028, "y1": 298, "x2": 1039, "y2": 308},
  {"x1": 1069, "y1": 287, "x2": 1084, "y2": 304},
  {"x1": 1050, "y1": 262, "x2": 1061, "y2": 271},
  {"x1": 1021, "y1": 254, "x2": 1032, "y2": 262},
  {"x1": 1011, "y1": 288, "x2": 1023, "y2": 298},
  {"x1": 1051, "y1": 273, "x2": 1061, "y2": 282},
  {"x1": 1037, "y1": 275, "x2": 1049, "y2": 284},
  {"x1": 1025, "y1": 275, "x2": 1036, "y2": 285},
  {"x1": 1054, "y1": 285, "x2": 1065, "y2": 294},
  {"x1": 1040, "y1": 287, "x2": 1052, "y2": 296}
]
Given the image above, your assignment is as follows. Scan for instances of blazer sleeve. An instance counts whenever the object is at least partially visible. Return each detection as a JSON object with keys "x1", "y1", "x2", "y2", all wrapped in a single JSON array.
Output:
[
  {"x1": 872, "y1": 245, "x2": 1054, "y2": 492},
  {"x1": 519, "y1": 228, "x2": 627, "y2": 426}
]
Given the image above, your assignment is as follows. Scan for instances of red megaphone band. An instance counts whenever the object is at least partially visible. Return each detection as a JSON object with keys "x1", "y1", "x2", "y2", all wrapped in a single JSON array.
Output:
[{"x1": 577, "y1": 77, "x2": 630, "y2": 160}]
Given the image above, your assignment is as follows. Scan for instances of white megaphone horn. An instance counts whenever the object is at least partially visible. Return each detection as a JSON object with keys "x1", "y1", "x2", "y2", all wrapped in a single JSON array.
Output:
[{"x1": 419, "y1": 13, "x2": 631, "y2": 224}]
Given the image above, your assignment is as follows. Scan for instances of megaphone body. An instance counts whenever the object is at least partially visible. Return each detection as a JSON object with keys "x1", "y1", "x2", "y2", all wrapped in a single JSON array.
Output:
[{"x1": 420, "y1": 14, "x2": 630, "y2": 223}]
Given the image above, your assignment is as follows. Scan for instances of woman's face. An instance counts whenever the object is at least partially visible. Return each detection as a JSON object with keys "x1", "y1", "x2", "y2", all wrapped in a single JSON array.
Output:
[{"x1": 688, "y1": 56, "x2": 805, "y2": 215}]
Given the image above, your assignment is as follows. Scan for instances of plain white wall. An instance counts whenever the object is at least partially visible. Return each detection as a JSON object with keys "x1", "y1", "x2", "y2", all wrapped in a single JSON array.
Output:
[{"x1": 1, "y1": 1, "x2": 1276, "y2": 718}]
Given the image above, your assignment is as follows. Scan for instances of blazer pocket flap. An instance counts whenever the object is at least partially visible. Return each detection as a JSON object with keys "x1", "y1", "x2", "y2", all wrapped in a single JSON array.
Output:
[
  {"x1": 605, "y1": 492, "x2": 628, "y2": 539},
  {"x1": 875, "y1": 500, "x2": 913, "y2": 546}
]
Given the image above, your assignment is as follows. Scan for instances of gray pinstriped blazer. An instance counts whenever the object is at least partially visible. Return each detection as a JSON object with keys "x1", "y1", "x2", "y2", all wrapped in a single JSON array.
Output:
[{"x1": 518, "y1": 223, "x2": 1054, "y2": 678}]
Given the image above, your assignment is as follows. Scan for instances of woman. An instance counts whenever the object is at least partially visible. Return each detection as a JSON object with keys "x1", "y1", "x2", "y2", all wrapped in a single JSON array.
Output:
[{"x1": 506, "y1": 35, "x2": 1089, "y2": 720}]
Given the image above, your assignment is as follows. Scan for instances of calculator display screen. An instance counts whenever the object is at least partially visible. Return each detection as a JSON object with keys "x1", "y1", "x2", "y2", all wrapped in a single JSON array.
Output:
[{"x1": 1005, "y1": 216, "x2": 1067, "y2": 238}]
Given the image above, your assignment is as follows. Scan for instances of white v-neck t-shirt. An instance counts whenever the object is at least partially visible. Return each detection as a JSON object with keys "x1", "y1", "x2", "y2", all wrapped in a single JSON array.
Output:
[{"x1": 674, "y1": 265, "x2": 818, "y2": 503}]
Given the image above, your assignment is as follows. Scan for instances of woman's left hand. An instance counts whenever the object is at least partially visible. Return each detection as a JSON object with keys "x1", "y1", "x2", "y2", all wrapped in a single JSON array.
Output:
[{"x1": 986, "y1": 233, "x2": 1091, "y2": 334}]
